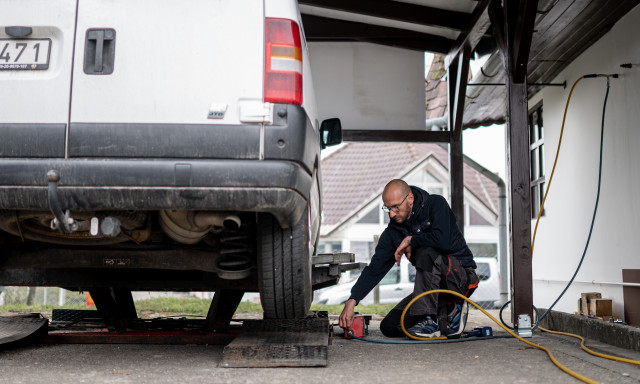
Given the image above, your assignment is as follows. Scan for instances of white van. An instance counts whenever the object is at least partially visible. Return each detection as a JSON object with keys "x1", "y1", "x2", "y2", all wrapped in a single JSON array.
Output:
[
  {"x1": 0, "y1": 0, "x2": 341, "y2": 320},
  {"x1": 315, "y1": 257, "x2": 500, "y2": 309}
]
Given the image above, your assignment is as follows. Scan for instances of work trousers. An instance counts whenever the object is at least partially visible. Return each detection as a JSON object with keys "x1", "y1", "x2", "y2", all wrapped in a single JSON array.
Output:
[{"x1": 380, "y1": 247, "x2": 478, "y2": 337}]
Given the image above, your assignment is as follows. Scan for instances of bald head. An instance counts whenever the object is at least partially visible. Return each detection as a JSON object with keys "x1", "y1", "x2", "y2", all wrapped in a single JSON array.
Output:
[
  {"x1": 383, "y1": 179, "x2": 411, "y2": 197},
  {"x1": 382, "y1": 179, "x2": 414, "y2": 224}
]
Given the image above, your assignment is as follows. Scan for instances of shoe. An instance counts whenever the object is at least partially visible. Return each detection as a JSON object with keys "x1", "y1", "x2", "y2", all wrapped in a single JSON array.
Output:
[
  {"x1": 447, "y1": 301, "x2": 468, "y2": 336},
  {"x1": 407, "y1": 315, "x2": 440, "y2": 338}
]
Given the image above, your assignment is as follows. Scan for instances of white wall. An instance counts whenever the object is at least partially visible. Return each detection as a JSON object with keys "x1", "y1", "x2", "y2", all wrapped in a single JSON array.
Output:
[
  {"x1": 531, "y1": 4, "x2": 640, "y2": 318},
  {"x1": 308, "y1": 42, "x2": 426, "y2": 131}
]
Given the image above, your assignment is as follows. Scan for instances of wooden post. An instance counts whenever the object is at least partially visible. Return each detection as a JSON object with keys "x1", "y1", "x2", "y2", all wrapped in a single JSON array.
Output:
[
  {"x1": 488, "y1": 0, "x2": 538, "y2": 329},
  {"x1": 504, "y1": 79, "x2": 533, "y2": 327},
  {"x1": 449, "y1": 138, "x2": 464, "y2": 233}
]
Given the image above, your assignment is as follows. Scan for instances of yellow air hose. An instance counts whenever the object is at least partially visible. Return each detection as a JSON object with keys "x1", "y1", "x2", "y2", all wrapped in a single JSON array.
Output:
[
  {"x1": 526, "y1": 74, "x2": 639, "y2": 368},
  {"x1": 398, "y1": 289, "x2": 639, "y2": 384},
  {"x1": 538, "y1": 326, "x2": 640, "y2": 366},
  {"x1": 531, "y1": 76, "x2": 586, "y2": 255}
]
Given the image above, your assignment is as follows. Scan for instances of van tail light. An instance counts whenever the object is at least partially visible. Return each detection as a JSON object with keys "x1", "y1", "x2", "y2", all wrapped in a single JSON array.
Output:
[{"x1": 264, "y1": 18, "x2": 303, "y2": 105}]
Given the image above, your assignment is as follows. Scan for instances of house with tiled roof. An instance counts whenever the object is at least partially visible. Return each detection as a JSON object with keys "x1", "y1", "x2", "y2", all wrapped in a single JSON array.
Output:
[{"x1": 318, "y1": 142, "x2": 500, "y2": 265}]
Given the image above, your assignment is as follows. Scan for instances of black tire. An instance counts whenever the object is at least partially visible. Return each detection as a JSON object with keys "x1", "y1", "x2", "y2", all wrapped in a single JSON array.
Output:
[{"x1": 258, "y1": 208, "x2": 312, "y2": 319}]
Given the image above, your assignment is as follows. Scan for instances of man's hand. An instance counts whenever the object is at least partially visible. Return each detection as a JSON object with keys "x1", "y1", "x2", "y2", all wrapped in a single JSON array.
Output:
[
  {"x1": 394, "y1": 236, "x2": 412, "y2": 265},
  {"x1": 339, "y1": 299, "x2": 357, "y2": 331}
]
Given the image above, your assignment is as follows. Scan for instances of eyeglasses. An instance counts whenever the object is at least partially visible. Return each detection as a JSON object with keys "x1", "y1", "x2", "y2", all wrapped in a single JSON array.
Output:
[{"x1": 381, "y1": 194, "x2": 409, "y2": 213}]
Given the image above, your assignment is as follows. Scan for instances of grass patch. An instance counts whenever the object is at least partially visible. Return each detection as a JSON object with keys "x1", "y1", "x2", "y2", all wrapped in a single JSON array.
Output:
[
  {"x1": 1, "y1": 298, "x2": 396, "y2": 317},
  {"x1": 135, "y1": 297, "x2": 264, "y2": 315},
  {"x1": 1, "y1": 303, "x2": 90, "y2": 313}
]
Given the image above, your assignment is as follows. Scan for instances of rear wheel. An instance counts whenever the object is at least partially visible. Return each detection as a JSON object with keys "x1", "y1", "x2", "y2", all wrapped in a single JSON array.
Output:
[{"x1": 258, "y1": 207, "x2": 312, "y2": 319}]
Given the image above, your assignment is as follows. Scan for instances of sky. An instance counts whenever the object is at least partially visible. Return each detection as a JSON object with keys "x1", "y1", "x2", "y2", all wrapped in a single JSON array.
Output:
[{"x1": 463, "y1": 124, "x2": 506, "y2": 178}]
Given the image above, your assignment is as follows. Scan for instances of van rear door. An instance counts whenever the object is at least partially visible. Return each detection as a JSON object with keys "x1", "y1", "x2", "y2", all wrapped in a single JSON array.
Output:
[
  {"x1": 70, "y1": 0, "x2": 264, "y2": 127},
  {"x1": 0, "y1": 0, "x2": 77, "y2": 157}
]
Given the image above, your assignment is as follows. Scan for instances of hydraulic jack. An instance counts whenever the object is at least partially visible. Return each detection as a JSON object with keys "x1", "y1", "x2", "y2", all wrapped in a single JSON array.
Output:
[{"x1": 344, "y1": 314, "x2": 371, "y2": 338}]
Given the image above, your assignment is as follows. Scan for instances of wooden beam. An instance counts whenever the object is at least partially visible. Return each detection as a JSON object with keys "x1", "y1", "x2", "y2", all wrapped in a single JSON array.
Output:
[
  {"x1": 302, "y1": 15, "x2": 453, "y2": 53},
  {"x1": 298, "y1": 0, "x2": 471, "y2": 31},
  {"x1": 447, "y1": 55, "x2": 459, "y2": 134},
  {"x1": 487, "y1": 0, "x2": 507, "y2": 55},
  {"x1": 445, "y1": 0, "x2": 492, "y2": 69},
  {"x1": 451, "y1": 46, "x2": 471, "y2": 141},
  {"x1": 446, "y1": 47, "x2": 469, "y2": 231},
  {"x1": 342, "y1": 130, "x2": 450, "y2": 143},
  {"x1": 512, "y1": 0, "x2": 540, "y2": 82}
]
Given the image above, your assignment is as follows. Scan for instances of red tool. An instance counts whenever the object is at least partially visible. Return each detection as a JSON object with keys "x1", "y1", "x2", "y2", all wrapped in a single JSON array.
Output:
[{"x1": 344, "y1": 314, "x2": 371, "y2": 338}]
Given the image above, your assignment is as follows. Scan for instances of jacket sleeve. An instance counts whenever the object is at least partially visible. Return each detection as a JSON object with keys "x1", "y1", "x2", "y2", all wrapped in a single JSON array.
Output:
[
  {"x1": 348, "y1": 230, "x2": 396, "y2": 305},
  {"x1": 409, "y1": 195, "x2": 453, "y2": 252}
]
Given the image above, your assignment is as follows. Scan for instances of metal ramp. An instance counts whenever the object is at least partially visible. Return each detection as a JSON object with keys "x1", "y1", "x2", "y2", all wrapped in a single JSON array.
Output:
[
  {"x1": 220, "y1": 317, "x2": 330, "y2": 368},
  {"x1": 0, "y1": 314, "x2": 48, "y2": 349}
]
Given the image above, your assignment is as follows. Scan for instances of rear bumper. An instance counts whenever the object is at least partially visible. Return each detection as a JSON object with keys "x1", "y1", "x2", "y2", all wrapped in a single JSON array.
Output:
[
  {"x1": 0, "y1": 104, "x2": 319, "y2": 227},
  {"x1": 0, "y1": 158, "x2": 310, "y2": 227}
]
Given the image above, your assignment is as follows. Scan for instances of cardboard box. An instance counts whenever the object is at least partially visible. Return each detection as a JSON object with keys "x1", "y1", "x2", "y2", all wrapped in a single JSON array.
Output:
[
  {"x1": 590, "y1": 299, "x2": 612, "y2": 317},
  {"x1": 580, "y1": 292, "x2": 601, "y2": 315}
]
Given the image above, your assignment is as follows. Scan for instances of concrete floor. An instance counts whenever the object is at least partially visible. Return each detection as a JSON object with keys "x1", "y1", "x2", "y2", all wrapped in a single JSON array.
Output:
[{"x1": 0, "y1": 310, "x2": 638, "y2": 384}]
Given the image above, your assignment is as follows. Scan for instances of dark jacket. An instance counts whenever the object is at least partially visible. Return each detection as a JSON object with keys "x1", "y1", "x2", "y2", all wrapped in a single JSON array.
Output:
[{"x1": 348, "y1": 185, "x2": 475, "y2": 304}]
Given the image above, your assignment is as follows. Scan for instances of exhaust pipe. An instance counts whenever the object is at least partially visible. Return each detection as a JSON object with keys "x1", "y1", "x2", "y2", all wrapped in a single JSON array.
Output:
[
  {"x1": 193, "y1": 212, "x2": 240, "y2": 231},
  {"x1": 159, "y1": 210, "x2": 241, "y2": 244}
]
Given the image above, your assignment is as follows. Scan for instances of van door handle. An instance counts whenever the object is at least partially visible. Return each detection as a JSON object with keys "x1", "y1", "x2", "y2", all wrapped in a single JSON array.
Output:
[
  {"x1": 84, "y1": 28, "x2": 116, "y2": 75},
  {"x1": 395, "y1": 287, "x2": 403, "y2": 291}
]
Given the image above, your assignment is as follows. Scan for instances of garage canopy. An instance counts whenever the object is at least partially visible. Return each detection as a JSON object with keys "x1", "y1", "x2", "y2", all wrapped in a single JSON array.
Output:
[{"x1": 299, "y1": 0, "x2": 640, "y2": 129}]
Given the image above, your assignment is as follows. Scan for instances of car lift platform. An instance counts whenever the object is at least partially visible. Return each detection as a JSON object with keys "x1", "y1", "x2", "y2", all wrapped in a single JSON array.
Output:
[
  {"x1": 0, "y1": 252, "x2": 358, "y2": 366},
  {"x1": 0, "y1": 311, "x2": 331, "y2": 367}
]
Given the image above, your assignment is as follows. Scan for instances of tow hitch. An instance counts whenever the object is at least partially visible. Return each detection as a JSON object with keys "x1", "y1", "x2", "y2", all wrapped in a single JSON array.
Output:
[{"x1": 46, "y1": 169, "x2": 78, "y2": 233}]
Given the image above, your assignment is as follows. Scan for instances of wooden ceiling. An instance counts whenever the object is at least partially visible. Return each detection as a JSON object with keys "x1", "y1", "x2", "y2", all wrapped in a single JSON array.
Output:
[{"x1": 300, "y1": 0, "x2": 491, "y2": 62}]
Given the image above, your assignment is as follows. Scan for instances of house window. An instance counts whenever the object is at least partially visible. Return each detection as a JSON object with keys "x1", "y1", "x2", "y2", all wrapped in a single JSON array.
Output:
[
  {"x1": 425, "y1": 170, "x2": 445, "y2": 197},
  {"x1": 529, "y1": 103, "x2": 545, "y2": 219}
]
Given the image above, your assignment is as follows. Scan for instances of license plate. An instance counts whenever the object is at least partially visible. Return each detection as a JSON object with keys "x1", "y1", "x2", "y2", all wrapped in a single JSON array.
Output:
[{"x1": 0, "y1": 38, "x2": 51, "y2": 70}]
